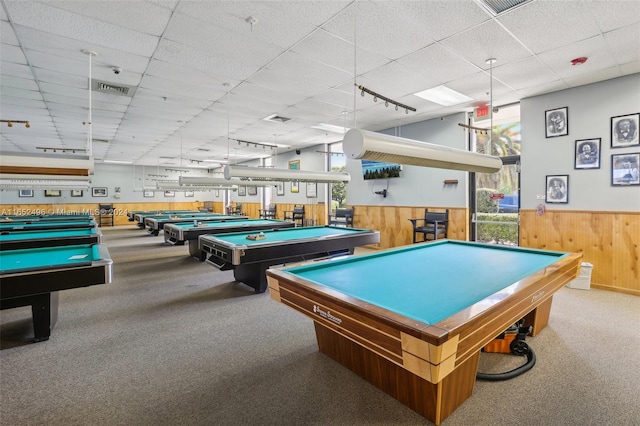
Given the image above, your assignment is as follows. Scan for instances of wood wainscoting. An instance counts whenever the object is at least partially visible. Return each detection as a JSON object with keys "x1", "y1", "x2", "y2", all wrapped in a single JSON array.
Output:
[{"x1": 520, "y1": 209, "x2": 639, "y2": 296}]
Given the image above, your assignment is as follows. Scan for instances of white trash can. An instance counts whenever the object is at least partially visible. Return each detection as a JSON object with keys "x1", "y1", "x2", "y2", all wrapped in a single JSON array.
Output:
[{"x1": 566, "y1": 262, "x2": 593, "y2": 290}]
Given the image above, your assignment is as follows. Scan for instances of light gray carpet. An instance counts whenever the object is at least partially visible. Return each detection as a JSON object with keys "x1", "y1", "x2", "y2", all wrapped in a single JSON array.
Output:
[{"x1": 1, "y1": 227, "x2": 639, "y2": 426}]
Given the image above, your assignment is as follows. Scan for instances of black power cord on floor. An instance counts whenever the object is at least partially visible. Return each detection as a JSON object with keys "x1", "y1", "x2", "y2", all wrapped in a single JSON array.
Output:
[{"x1": 476, "y1": 322, "x2": 537, "y2": 381}]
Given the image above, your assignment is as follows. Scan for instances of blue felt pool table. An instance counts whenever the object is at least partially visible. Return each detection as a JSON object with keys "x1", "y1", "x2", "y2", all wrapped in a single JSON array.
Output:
[
  {"x1": 0, "y1": 227, "x2": 103, "y2": 250},
  {"x1": 0, "y1": 244, "x2": 113, "y2": 342},
  {"x1": 266, "y1": 240, "x2": 582, "y2": 425},
  {"x1": 163, "y1": 219, "x2": 295, "y2": 260},
  {"x1": 200, "y1": 226, "x2": 380, "y2": 294},
  {"x1": 144, "y1": 213, "x2": 243, "y2": 235}
]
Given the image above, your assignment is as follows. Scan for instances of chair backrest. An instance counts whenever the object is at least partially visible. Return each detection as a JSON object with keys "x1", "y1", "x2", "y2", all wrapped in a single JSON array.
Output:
[
  {"x1": 293, "y1": 205, "x2": 304, "y2": 217},
  {"x1": 99, "y1": 203, "x2": 114, "y2": 213},
  {"x1": 424, "y1": 209, "x2": 448, "y2": 224}
]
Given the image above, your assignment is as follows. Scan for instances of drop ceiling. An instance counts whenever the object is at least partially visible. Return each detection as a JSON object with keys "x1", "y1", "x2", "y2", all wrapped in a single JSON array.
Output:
[{"x1": 1, "y1": 0, "x2": 639, "y2": 167}]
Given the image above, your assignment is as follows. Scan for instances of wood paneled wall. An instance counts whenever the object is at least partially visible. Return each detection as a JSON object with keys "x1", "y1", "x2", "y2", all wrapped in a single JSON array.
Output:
[{"x1": 520, "y1": 209, "x2": 639, "y2": 296}]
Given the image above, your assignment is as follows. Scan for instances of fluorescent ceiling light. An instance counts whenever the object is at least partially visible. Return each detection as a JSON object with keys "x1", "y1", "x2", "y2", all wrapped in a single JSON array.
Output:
[
  {"x1": 224, "y1": 165, "x2": 350, "y2": 183},
  {"x1": 103, "y1": 160, "x2": 133, "y2": 164},
  {"x1": 0, "y1": 178, "x2": 91, "y2": 190},
  {"x1": 179, "y1": 176, "x2": 280, "y2": 187},
  {"x1": 312, "y1": 123, "x2": 350, "y2": 134},
  {"x1": 413, "y1": 85, "x2": 473, "y2": 106},
  {"x1": 343, "y1": 129, "x2": 502, "y2": 174}
]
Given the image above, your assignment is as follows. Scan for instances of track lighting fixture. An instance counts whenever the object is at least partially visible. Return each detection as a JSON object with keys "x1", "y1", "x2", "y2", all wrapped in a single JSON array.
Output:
[
  {"x1": 356, "y1": 85, "x2": 416, "y2": 114},
  {"x1": 1, "y1": 119, "x2": 30, "y2": 128}
]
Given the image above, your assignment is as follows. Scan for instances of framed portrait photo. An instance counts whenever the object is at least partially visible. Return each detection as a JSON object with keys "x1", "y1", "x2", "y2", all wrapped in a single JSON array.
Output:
[
  {"x1": 164, "y1": 190, "x2": 175, "y2": 197},
  {"x1": 574, "y1": 138, "x2": 601, "y2": 169},
  {"x1": 545, "y1": 107, "x2": 568, "y2": 138},
  {"x1": 291, "y1": 181, "x2": 299, "y2": 193},
  {"x1": 238, "y1": 186, "x2": 246, "y2": 196},
  {"x1": 306, "y1": 182, "x2": 317, "y2": 198},
  {"x1": 143, "y1": 190, "x2": 154, "y2": 198},
  {"x1": 247, "y1": 186, "x2": 257, "y2": 196},
  {"x1": 92, "y1": 187, "x2": 108, "y2": 197},
  {"x1": 214, "y1": 190, "x2": 220, "y2": 198},
  {"x1": 611, "y1": 152, "x2": 640, "y2": 186},
  {"x1": 185, "y1": 190, "x2": 194, "y2": 197},
  {"x1": 276, "y1": 182, "x2": 284, "y2": 196},
  {"x1": 45, "y1": 189, "x2": 61, "y2": 197},
  {"x1": 611, "y1": 113, "x2": 639, "y2": 148},
  {"x1": 19, "y1": 189, "x2": 34, "y2": 197},
  {"x1": 545, "y1": 175, "x2": 569, "y2": 204},
  {"x1": 71, "y1": 189, "x2": 83, "y2": 197}
]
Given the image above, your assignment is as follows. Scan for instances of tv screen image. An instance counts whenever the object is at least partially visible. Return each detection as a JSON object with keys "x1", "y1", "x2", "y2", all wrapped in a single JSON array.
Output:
[{"x1": 361, "y1": 160, "x2": 402, "y2": 180}]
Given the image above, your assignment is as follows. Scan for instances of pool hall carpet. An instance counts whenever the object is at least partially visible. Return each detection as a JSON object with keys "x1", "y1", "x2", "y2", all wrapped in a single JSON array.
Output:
[{"x1": 1, "y1": 227, "x2": 639, "y2": 426}]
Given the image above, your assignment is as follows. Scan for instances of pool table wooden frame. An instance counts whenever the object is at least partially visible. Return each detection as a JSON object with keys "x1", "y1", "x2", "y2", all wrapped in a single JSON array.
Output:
[
  {"x1": 0, "y1": 244, "x2": 113, "y2": 342},
  {"x1": 0, "y1": 227, "x2": 103, "y2": 250},
  {"x1": 163, "y1": 219, "x2": 295, "y2": 260},
  {"x1": 266, "y1": 241, "x2": 582, "y2": 425}
]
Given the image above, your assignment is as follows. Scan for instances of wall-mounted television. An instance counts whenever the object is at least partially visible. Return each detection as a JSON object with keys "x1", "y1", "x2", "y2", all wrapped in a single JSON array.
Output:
[{"x1": 361, "y1": 160, "x2": 402, "y2": 180}]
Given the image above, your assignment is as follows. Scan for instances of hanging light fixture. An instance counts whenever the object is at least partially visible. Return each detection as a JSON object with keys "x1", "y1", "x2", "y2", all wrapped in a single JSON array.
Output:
[
  {"x1": 224, "y1": 165, "x2": 350, "y2": 183},
  {"x1": 179, "y1": 176, "x2": 281, "y2": 187},
  {"x1": 342, "y1": 129, "x2": 502, "y2": 173}
]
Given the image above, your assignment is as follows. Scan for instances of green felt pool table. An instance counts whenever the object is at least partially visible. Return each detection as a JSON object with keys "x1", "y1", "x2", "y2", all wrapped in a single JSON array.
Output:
[
  {"x1": 0, "y1": 219, "x2": 97, "y2": 232},
  {"x1": 266, "y1": 240, "x2": 582, "y2": 425},
  {"x1": 199, "y1": 226, "x2": 380, "y2": 294},
  {"x1": 144, "y1": 213, "x2": 242, "y2": 236},
  {"x1": 0, "y1": 244, "x2": 113, "y2": 342},
  {"x1": 163, "y1": 219, "x2": 295, "y2": 260},
  {"x1": 0, "y1": 227, "x2": 103, "y2": 250}
]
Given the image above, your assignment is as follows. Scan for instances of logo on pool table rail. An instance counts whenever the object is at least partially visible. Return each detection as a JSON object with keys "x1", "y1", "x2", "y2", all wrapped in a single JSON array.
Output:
[
  {"x1": 531, "y1": 290, "x2": 545, "y2": 303},
  {"x1": 313, "y1": 305, "x2": 342, "y2": 325}
]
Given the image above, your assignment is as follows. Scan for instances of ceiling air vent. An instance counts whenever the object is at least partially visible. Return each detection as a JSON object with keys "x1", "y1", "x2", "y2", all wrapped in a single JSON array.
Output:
[
  {"x1": 263, "y1": 114, "x2": 292, "y2": 123},
  {"x1": 476, "y1": 0, "x2": 531, "y2": 15},
  {"x1": 91, "y1": 79, "x2": 137, "y2": 97}
]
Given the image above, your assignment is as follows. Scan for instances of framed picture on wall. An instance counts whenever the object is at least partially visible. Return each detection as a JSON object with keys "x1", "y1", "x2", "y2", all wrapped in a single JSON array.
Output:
[
  {"x1": 238, "y1": 186, "x2": 246, "y2": 196},
  {"x1": 611, "y1": 152, "x2": 640, "y2": 186},
  {"x1": 215, "y1": 190, "x2": 220, "y2": 197},
  {"x1": 164, "y1": 190, "x2": 175, "y2": 197},
  {"x1": 545, "y1": 175, "x2": 568, "y2": 203},
  {"x1": 185, "y1": 190, "x2": 194, "y2": 197},
  {"x1": 306, "y1": 182, "x2": 317, "y2": 198},
  {"x1": 291, "y1": 181, "x2": 299, "y2": 193},
  {"x1": 71, "y1": 190, "x2": 83, "y2": 197},
  {"x1": 574, "y1": 138, "x2": 601, "y2": 169},
  {"x1": 18, "y1": 189, "x2": 33, "y2": 197},
  {"x1": 92, "y1": 187, "x2": 108, "y2": 197},
  {"x1": 276, "y1": 182, "x2": 284, "y2": 196},
  {"x1": 611, "y1": 113, "x2": 639, "y2": 148},
  {"x1": 247, "y1": 186, "x2": 257, "y2": 196},
  {"x1": 545, "y1": 107, "x2": 568, "y2": 138},
  {"x1": 288, "y1": 160, "x2": 300, "y2": 170},
  {"x1": 143, "y1": 190, "x2": 154, "y2": 198},
  {"x1": 45, "y1": 189, "x2": 61, "y2": 197}
]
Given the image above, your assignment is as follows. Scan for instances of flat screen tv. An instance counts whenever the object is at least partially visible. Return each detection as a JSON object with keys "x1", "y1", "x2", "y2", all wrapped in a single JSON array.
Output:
[{"x1": 361, "y1": 160, "x2": 402, "y2": 180}]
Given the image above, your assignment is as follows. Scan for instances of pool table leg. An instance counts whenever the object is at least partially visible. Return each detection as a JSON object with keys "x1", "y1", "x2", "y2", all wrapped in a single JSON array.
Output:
[
  {"x1": 189, "y1": 240, "x2": 206, "y2": 261},
  {"x1": 522, "y1": 296, "x2": 553, "y2": 336},
  {"x1": 1, "y1": 292, "x2": 58, "y2": 342}
]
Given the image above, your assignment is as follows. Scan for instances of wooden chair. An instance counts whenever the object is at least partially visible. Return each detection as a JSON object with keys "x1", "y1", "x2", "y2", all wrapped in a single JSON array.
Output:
[
  {"x1": 284, "y1": 205, "x2": 305, "y2": 227},
  {"x1": 259, "y1": 205, "x2": 277, "y2": 219},
  {"x1": 329, "y1": 207, "x2": 354, "y2": 227},
  {"x1": 409, "y1": 209, "x2": 449, "y2": 243},
  {"x1": 231, "y1": 203, "x2": 244, "y2": 215}
]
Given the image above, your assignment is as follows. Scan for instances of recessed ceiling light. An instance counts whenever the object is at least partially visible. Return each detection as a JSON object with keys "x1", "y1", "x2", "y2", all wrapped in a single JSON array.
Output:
[
  {"x1": 312, "y1": 123, "x2": 350, "y2": 134},
  {"x1": 414, "y1": 85, "x2": 473, "y2": 106}
]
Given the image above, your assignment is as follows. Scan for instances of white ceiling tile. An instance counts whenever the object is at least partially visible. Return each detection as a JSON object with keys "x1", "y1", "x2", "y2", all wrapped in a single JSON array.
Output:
[
  {"x1": 1, "y1": 21, "x2": 19, "y2": 45},
  {"x1": 1, "y1": 43, "x2": 28, "y2": 64},
  {"x1": 267, "y1": 51, "x2": 352, "y2": 88},
  {"x1": 396, "y1": 43, "x2": 480, "y2": 87},
  {"x1": 604, "y1": 24, "x2": 640, "y2": 65},
  {"x1": 1, "y1": 75, "x2": 39, "y2": 91},
  {"x1": 538, "y1": 35, "x2": 617, "y2": 79},
  {"x1": 584, "y1": 1, "x2": 640, "y2": 33}
]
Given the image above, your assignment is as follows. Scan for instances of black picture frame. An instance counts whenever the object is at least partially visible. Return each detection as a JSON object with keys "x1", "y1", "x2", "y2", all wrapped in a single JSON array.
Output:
[
  {"x1": 306, "y1": 182, "x2": 317, "y2": 198},
  {"x1": 611, "y1": 113, "x2": 639, "y2": 148},
  {"x1": 545, "y1": 175, "x2": 569, "y2": 203},
  {"x1": 45, "y1": 189, "x2": 61, "y2": 197},
  {"x1": 247, "y1": 186, "x2": 257, "y2": 196},
  {"x1": 143, "y1": 190, "x2": 154, "y2": 198},
  {"x1": 611, "y1": 152, "x2": 640, "y2": 186},
  {"x1": 92, "y1": 187, "x2": 108, "y2": 197},
  {"x1": 238, "y1": 186, "x2": 246, "y2": 196},
  {"x1": 574, "y1": 138, "x2": 601, "y2": 169},
  {"x1": 18, "y1": 189, "x2": 33, "y2": 197},
  {"x1": 71, "y1": 189, "x2": 83, "y2": 197},
  {"x1": 545, "y1": 107, "x2": 568, "y2": 138},
  {"x1": 164, "y1": 190, "x2": 175, "y2": 197},
  {"x1": 276, "y1": 182, "x2": 284, "y2": 196}
]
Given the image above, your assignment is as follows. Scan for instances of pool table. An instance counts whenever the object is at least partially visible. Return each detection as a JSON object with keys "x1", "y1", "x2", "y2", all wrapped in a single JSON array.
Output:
[
  {"x1": 0, "y1": 227, "x2": 102, "y2": 250},
  {"x1": 164, "y1": 219, "x2": 295, "y2": 260},
  {"x1": 132, "y1": 210, "x2": 201, "y2": 227},
  {"x1": 0, "y1": 243, "x2": 113, "y2": 342},
  {"x1": 200, "y1": 226, "x2": 380, "y2": 294},
  {"x1": 144, "y1": 213, "x2": 241, "y2": 236},
  {"x1": 266, "y1": 240, "x2": 582, "y2": 425},
  {"x1": 0, "y1": 219, "x2": 97, "y2": 232},
  {"x1": 1, "y1": 213, "x2": 94, "y2": 223}
]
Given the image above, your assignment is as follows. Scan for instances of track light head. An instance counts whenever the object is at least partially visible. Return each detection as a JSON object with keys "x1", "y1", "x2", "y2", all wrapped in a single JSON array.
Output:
[{"x1": 7, "y1": 121, "x2": 13, "y2": 127}]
